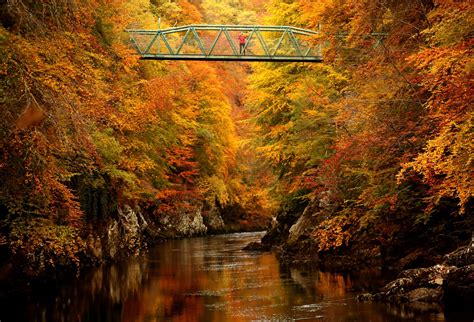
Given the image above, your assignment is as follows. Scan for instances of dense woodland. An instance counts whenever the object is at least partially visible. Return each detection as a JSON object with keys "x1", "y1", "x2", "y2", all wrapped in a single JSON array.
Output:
[{"x1": 0, "y1": 0, "x2": 472, "y2": 277}]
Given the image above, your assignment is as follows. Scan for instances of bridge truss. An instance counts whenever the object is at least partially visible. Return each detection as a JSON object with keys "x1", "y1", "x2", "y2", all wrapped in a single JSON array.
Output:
[{"x1": 126, "y1": 24, "x2": 323, "y2": 62}]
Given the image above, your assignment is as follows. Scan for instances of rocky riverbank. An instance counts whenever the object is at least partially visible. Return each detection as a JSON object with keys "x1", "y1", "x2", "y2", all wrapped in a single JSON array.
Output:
[
  {"x1": 246, "y1": 192, "x2": 473, "y2": 268},
  {"x1": 357, "y1": 241, "x2": 473, "y2": 313},
  {"x1": 244, "y1": 192, "x2": 473, "y2": 313},
  {"x1": 0, "y1": 201, "x2": 270, "y2": 281}
]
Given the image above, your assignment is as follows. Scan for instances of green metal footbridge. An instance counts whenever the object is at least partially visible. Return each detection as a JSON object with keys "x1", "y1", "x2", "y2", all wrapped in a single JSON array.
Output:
[{"x1": 126, "y1": 24, "x2": 323, "y2": 62}]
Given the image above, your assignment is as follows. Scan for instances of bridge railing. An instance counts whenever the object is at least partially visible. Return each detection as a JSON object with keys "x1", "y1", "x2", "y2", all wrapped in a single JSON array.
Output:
[{"x1": 126, "y1": 24, "x2": 323, "y2": 62}]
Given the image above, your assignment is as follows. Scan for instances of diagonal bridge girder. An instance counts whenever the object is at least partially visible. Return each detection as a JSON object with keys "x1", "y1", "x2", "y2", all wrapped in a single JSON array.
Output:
[{"x1": 126, "y1": 24, "x2": 324, "y2": 62}]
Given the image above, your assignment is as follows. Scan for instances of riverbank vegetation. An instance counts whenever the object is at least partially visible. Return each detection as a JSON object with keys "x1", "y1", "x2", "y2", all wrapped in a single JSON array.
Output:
[
  {"x1": 0, "y1": 0, "x2": 472, "y2": 287},
  {"x1": 249, "y1": 0, "x2": 472, "y2": 271}
]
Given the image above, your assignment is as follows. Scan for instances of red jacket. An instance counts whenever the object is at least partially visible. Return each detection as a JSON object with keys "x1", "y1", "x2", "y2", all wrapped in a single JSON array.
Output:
[{"x1": 238, "y1": 34, "x2": 247, "y2": 44}]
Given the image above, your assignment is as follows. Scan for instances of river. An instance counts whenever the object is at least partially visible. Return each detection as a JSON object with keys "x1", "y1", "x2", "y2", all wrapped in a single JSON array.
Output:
[{"x1": 0, "y1": 232, "x2": 459, "y2": 321}]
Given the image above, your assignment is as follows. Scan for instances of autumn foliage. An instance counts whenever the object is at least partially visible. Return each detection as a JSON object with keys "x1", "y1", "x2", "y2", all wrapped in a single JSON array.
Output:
[
  {"x1": 0, "y1": 0, "x2": 472, "y2": 273},
  {"x1": 247, "y1": 0, "x2": 472, "y2": 253},
  {"x1": 0, "y1": 0, "x2": 273, "y2": 273}
]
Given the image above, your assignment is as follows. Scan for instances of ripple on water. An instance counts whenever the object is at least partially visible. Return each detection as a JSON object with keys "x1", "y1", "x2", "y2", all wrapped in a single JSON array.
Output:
[
  {"x1": 292, "y1": 303, "x2": 325, "y2": 313},
  {"x1": 294, "y1": 316, "x2": 325, "y2": 321},
  {"x1": 244, "y1": 313, "x2": 295, "y2": 321},
  {"x1": 204, "y1": 302, "x2": 227, "y2": 310},
  {"x1": 185, "y1": 290, "x2": 225, "y2": 297},
  {"x1": 203, "y1": 262, "x2": 252, "y2": 271}
]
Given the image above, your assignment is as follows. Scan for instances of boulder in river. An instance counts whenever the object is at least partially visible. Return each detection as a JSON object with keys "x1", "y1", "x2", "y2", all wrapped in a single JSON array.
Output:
[{"x1": 358, "y1": 242, "x2": 474, "y2": 313}]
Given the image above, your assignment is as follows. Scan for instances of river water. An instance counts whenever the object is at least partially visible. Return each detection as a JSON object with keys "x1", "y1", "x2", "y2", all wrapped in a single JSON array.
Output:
[{"x1": 1, "y1": 232, "x2": 460, "y2": 321}]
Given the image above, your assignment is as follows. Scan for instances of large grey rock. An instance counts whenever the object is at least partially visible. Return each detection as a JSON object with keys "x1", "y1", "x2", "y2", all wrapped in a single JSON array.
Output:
[
  {"x1": 396, "y1": 264, "x2": 453, "y2": 287},
  {"x1": 106, "y1": 220, "x2": 120, "y2": 258},
  {"x1": 362, "y1": 264, "x2": 454, "y2": 304},
  {"x1": 203, "y1": 207, "x2": 225, "y2": 232},
  {"x1": 105, "y1": 205, "x2": 148, "y2": 259},
  {"x1": 359, "y1": 242, "x2": 474, "y2": 312},
  {"x1": 118, "y1": 205, "x2": 148, "y2": 253},
  {"x1": 178, "y1": 209, "x2": 207, "y2": 236},
  {"x1": 159, "y1": 205, "x2": 207, "y2": 237},
  {"x1": 288, "y1": 212, "x2": 313, "y2": 244},
  {"x1": 404, "y1": 287, "x2": 442, "y2": 303},
  {"x1": 282, "y1": 191, "x2": 338, "y2": 246}
]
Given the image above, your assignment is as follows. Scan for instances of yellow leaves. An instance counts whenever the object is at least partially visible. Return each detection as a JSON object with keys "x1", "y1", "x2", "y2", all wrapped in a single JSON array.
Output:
[
  {"x1": 199, "y1": 175, "x2": 231, "y2": 206},
  {"x1": 201, "y1": 0, "x2": 256, "y2": 24},
  {"x1": 424, "y1": 1, "x2": 473, "y2": 46},
  {"x1": 299, "y1": 0, "x2": 331, "y2": 26},
  {"x1": 396, "y1": 11, "x2": 474, "y2": 214},
  {"x1": 399, "y1": 117, "x2": 474, "y2": 213},
  {"x1": 2, "y1": 0, "x2": 257, "y2": 270},
  {"x1": 8, "y1": 217, "x2": 86, "y2": 271},
  {"x1": 99, "y1": 0, "x2": 156, "y2": 33},
  {"x1": 256, "y1": 144, "x2": 285, "y2": 166},
  {"x1": 106, "y1": 166, "x2": 138, "y2": 188},
  {"x1": 264, "y1": 0, "x2": 301, "y2": 26},
  {"x1": 312, "y1": 215, "x2": 353, "y2": 251},
  {"x1": 120, "y1": 154, "x2": 156, "y2": 174},
  {"x1": 92, "y1": 129, "x2": 123, "y2": 163},
  {"x1": 112, "y1": 43, "x2": 141, "y2": 72}
]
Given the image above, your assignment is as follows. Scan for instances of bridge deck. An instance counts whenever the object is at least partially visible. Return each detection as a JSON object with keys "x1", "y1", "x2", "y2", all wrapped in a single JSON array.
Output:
[{"x1": 140, "y1": 54, "x2": 323, "y2": 62}]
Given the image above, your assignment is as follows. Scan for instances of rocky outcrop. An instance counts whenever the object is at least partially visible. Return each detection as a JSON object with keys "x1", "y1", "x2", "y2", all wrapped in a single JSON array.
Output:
[
  {"x1": 244, "y1": 193, "x2": 327, "y2": 254},
  {"x1": 247, "y1": 183, "x2": 473, "y2": 274},
  {"x1": 257, "y1": 191, "x2": 310, "y2": 248},
  {"x1": 158, "y1": 205, "x2": 207, "y2": 237},
  {"x1": 358, "y1": 242, "x2": 474, "y2": 312},
  {"x1": 443, "y1": 264, "x2": 474, "y2": 309},
  {"x1": 358, "y1": 264, "x2": 450, "y2": 303},
  {"x1": 86, "y1": 205, "x2": 149, "y2": 262},
  {"x1": 442, "y1": 236, "x2": 474, "y2": 309},
  {"x1": 287, "y1": 208, "x2": 314, "y2": 245},
  {"x1": 114, "y1": 205, "x2": 148, "y2": 256},
  {"x1": 203, "y1": 206, "x2": 225, "y2": 233}
]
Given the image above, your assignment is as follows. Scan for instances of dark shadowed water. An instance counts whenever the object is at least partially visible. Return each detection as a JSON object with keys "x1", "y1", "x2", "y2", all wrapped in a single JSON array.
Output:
[{"x1": 0, "y1": 232, "x2": 468, "y2": 321}]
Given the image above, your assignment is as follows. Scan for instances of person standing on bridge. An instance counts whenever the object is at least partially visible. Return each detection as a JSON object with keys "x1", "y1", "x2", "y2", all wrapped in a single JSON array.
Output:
[{"x1": 238, "y1": 32, "x2": 247, "y2": 55}]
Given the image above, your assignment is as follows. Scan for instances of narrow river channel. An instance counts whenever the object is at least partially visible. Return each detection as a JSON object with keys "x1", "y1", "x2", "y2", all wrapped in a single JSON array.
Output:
[{"x1": 1, "y1": 232, "x2": 456, "y2": 321}]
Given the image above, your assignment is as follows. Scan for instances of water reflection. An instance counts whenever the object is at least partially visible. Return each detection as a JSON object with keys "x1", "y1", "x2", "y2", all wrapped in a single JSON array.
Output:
[{"x1": 0, "y1": 232, "x2": 451, "y2": 321}]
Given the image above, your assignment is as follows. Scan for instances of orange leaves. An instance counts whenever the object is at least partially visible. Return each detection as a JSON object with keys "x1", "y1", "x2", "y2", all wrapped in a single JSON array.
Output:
[
  {"x1": 252, "y1": 0, "x2": 473, "y2": 230},
  {"x1": 312, "y1": 215, "x2": 353, "y2": 251},
  {"x1": 8, "y1": 217, "x2": 85, "y2": 271},
  {"x1": 0, "y1": 129, "x2": 85, "y2": 225},
  {"x1": 0, "y1": 0, "x2": 264, "y2": 272},
  {"x1": 408, "y1": 43, "x2": 473, "y2": 123},
  {"x1": 2, "y1": 0, "x2": 99, "y2": 34},
  {"x1": 178, "y1": 0, "x2": 204, "y2": 24},
  {"x1": 396, "y1": 4, "x2": 474, "y2": 214},
  {"x1": 166, "y1": 146, "x2": 199, "y2": 184},
  {"x1": 399, "y1": 116, "x2": 473, "y2": 214}
]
